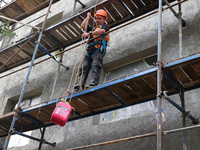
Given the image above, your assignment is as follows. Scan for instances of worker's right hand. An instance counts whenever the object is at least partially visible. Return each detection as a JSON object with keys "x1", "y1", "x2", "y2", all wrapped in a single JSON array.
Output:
[{"x1": 87, "y1": 12, "x2": 91, "y2": 19}]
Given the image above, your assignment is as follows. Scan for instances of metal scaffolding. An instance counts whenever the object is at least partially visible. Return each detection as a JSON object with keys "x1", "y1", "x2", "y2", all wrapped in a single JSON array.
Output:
[
  {"x1": 3, "y1": 0, "x2": 55, "y2": 149},
  {"x1": 0, "y1": 0, "x2": 199, "y2": 150}
]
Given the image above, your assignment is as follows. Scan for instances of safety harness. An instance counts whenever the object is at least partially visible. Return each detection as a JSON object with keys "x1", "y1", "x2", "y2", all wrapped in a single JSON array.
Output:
[{"x1": 86, "y1": 25, "x2": 109, "y2": 59}]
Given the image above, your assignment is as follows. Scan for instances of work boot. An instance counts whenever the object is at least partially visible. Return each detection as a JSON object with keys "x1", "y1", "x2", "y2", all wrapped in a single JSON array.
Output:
[
  {"x1": 88, "y1": 85, "x2": 95, "y2": 89},
  {"x1": 74, "y1": 85, "x2": 81, "y2": 92},
  {"x1": 89, "y1": 83, "x2": 97, "y2": 89}
]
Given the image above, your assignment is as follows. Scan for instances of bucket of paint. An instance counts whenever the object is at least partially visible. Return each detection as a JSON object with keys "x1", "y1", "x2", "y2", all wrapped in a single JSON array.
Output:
[{"x1": 51, "y1": 102, "x2": 72, "y2": 126}]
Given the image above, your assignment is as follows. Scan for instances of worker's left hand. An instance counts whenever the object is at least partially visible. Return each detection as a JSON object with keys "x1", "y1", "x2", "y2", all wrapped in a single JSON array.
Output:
[{"x1": 82, "y1": 32, "x2": 89, "y2": 38}]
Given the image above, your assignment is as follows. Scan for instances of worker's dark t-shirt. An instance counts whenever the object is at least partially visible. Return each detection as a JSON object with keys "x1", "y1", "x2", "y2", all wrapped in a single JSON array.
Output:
[{"x1": 86, "y1": 23, "x2": 109, "y2": 54}]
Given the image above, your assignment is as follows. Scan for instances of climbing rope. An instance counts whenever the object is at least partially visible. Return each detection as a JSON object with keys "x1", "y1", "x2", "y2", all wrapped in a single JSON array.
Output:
[
  {"x1": 77, "y1": 0, "x2": 99, "y2": 92},
  {"x1": 67, "y1": 0, "x2": 101, "y2": 103},
  {"x1": 93, "y1": 0, "x2": 99, "y2": 27},
  {"x1": 68, "y1": 36, "x2": 89, "y2": 103},
  {"x1": 58, "y1": 0, "x2": 99, "y2": 104},
  {"x1": 65, "y1": 38, "x2": 87, "y2": 101},
  {"x1": 78, "y1": 37, "x2": 87, "y2": 90}
]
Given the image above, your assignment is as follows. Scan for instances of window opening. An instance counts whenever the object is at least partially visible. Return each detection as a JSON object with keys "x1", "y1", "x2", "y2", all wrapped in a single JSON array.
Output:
[
  {"x1": 99, "y1": 54, "x2": 157, "y2": 124},
  {"x1": 31, "y1": 12, "x2": 63, "y2": 34},
  {"x1": 2, "y1": 88, "x2": 42, "y2": 148},
  {"x1": 106, "y1": 54, "x2": 157, "y2": 82},
  {"x1": 8, "y1": 94, "x2": 41, "y2": 148}
]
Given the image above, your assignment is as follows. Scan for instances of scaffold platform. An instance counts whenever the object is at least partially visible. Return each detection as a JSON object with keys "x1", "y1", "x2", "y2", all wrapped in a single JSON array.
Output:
[
  {"x1": 0, "y1": 0, "x2": 176, "y2": 73},
  {"x1": 0, "y1": 0, "x2": 193, "y2": 149},
  {"x1": 0, "y1": 0, "x2": 60, "y2": 24},
  {"x1": 0, "y1": 52, "x2": 200, "y2": 138}
]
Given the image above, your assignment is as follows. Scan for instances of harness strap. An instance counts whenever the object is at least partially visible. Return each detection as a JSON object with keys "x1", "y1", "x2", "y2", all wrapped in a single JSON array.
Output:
[
  {"x1": 88, "y1": 41, "x2": 102, "y2": 47},
  {"x1": 86, "y1": 24, "x2": 108, "y2": 59},
  {"x1": 86, "y1": 25, "x2": 108, "y2": 69},
  {"x1": 86, "y1": 35, "x2": 107, "y2": 59}
]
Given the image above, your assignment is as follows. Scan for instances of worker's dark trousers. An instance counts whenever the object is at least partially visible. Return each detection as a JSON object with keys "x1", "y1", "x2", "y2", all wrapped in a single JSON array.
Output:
[{"x1": 74, "y1": 50, "x2": 105, "y2": 91}]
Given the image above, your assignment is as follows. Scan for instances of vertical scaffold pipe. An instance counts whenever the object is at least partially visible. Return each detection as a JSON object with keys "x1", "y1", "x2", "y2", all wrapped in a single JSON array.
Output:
[
  {"x1": 3, "y1": 30, "x2": 44, "y2": 150},
  {"x1": 3, "y1": 0, "x2": 55, "y2": 149},
  {"x1": 179, "y1": 92, "x2": 187, "y2": 150},
  {"x1": 179, "y1": 1, "x2": 183, "y2": 58},
  {"x1": 157, "y1": 0, "x2": 163, "y2": 149},
  {"x1": 38, "y1": 127, "x2": 46, "y2": 150}
]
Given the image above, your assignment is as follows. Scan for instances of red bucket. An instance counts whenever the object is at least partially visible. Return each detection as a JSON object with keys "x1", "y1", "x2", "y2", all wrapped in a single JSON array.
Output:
[{"x1": 51, "y1": 102, "x2": 72, "y2": 126}]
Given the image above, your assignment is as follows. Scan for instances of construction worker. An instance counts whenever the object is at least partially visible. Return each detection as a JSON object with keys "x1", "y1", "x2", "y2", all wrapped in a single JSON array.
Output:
[{"x1": 74, "y1": 9, "x2": 110, "y2": 92}]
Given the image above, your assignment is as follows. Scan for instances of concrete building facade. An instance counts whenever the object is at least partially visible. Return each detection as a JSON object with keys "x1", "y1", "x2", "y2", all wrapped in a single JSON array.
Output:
[{"x1": 0, "y1": 0, "x2": 200, "y2": 149}]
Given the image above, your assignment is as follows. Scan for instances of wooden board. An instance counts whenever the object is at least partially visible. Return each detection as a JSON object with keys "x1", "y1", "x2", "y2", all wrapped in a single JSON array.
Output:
[
  {"x1": 170, "y1": 68, "x2": 191, "y2": 85},
  {"x1": 2, "y1": 52, "x2": 200, "y2": 137},
  {"x1": 122, "y1": 0, "x2": 140, "y2": 16},
  {"x1": 41, "y1": 35, "x2": 58, "y2": 48},
  {"x1": 0, "y1": 0, "x2": 179, "y2": 73},
  {"x1": 0, "y1": 0, "x2": 60, "y2": 23},
  {"x1": 181, "y1": 64, "x2": 200, "y2": 81}
]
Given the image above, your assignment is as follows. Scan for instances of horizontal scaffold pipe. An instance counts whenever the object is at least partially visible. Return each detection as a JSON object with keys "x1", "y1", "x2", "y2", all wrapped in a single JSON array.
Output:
[
  {"x1": 66, "y1": 124, "x2": 200, "y2": 150},
  {"x1": 0, "y1": 15, "x2": 40, "y2": 30},
  {"x1": 2, "y1": 0, "x2": 52, "y2": 28},
  {"x1": 0, "y1": 0, "x2": 187, "y2": 79},
  {"x1": 164, "y1": 124, "x2": 200, "y2": 134},
  {"x1": 14, "y1": 0, "x2": 52, "y2": 21},
  {"x1": 67, "y1": 132, "x2": 157, "y2": 150},
  {"x1": 0, "y1": 31, "x2": 39, "y2": 72}
]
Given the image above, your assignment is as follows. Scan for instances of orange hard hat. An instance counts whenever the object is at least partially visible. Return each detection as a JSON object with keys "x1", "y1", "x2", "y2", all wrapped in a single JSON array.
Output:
[{"x1": 94, "y1": 9, "x2": 108, "y2": 20}]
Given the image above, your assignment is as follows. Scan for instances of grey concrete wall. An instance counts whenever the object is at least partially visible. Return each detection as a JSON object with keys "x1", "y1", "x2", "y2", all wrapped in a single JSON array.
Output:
[{"x1": 1, "y1": 0, "x2": 200, "y2": 149}]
